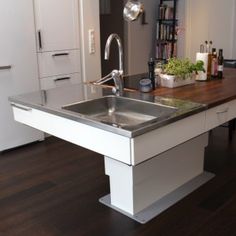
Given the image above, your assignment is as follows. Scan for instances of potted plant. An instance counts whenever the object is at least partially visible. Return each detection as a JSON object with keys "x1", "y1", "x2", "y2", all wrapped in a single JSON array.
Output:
[{"x1": 159, "y1": 58, "x2": 205, "y2": 88}]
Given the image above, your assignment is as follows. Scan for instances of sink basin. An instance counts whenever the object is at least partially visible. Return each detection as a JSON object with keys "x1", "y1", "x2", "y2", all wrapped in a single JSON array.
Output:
[{"x1": 62, "y1": 96, "x2": 177, "y2": 130}]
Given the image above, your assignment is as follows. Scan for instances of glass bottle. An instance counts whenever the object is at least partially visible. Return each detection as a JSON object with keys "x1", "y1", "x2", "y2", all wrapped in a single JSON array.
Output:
[
  {"x1": 217, "y1": 49, "x2": 224, "y2": 79},
  {"x1": 211, "y1": 48, "x2": 218, "y2": 78}
]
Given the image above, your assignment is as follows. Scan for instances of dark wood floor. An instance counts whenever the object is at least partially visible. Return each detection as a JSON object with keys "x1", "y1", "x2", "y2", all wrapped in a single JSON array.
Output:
[{"x1": 0, "y1": 127, "x2": 236, "y2": 236}]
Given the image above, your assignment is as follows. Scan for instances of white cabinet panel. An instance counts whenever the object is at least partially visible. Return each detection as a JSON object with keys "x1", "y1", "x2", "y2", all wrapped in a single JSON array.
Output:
[
  {"x1": 228, "y1": 99, "x2": 236, "y2": 120},
  {"x1": 0, "y1": 0, "x2": 43, "y2": 151},
  {"x1": 40, "y1": 73, "x2": 81, "y2": 90},
  {"x1": 205, "y1": 99, "x2": 236, "y2": 131},
  {"x1": 38, "y1": 50, "x2": 81, "y2": 78},
  {"x1": 131, "y1": 111, "x2": 206, "y2": 165},
  {"x1": 34, "y1": 0, "x2": 80, "y2": 52},
  {"x1": 205, "y1": 103, "x2": 230, "y2": 131},
  {"x1": 12, "y1": 106, "x2": 131, "y2": 164}
]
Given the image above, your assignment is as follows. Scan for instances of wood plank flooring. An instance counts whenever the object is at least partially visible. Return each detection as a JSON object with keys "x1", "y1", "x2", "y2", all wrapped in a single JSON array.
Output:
[{"x1": 0, "y1": 127, "x2": 236, "y2": 236}]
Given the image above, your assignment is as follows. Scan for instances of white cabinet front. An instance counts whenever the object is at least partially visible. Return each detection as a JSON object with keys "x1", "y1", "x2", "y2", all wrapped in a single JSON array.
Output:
[
  {"x1": 0, "y1": 0, "x2": 43, "y2": 151},
  {"x1": 40, "y1": 73, "x2": 81, "y2": 90},
  {"x1": 205, "y1": 99, "x2": 236, "y2": 131},
  {"x1": 38, "y1": 50, "x2": 81, "y2": 78},
  {"x1": 34, "y1": 0, "x2": 80, "y2": 52}
]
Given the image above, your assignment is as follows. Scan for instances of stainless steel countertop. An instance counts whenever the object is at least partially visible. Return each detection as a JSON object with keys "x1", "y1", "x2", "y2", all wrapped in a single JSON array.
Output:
[{"x1": 9, "y1": 83, "x2": 206, "y2": 138}]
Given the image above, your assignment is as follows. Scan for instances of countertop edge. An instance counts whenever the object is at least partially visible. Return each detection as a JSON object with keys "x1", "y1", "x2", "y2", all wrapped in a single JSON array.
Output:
[{"x1": 9, "y1": 94, "x2": 207, "y2": 139}]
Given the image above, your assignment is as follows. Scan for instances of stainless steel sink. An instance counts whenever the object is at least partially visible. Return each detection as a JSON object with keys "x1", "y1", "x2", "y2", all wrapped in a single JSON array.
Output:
[{"x1": 62, "y1": 96, "x2": 177, "y2": 130}]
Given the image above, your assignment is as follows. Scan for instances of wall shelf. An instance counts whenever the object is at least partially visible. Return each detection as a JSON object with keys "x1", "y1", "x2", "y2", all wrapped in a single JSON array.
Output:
[{"x1": 156, "y1": 0, "x2": 178, "y2": 61}]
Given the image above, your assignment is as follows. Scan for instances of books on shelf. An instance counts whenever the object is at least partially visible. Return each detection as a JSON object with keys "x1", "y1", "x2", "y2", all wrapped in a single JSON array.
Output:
[
  {"x1": 156, "y1": 42, "x2": 177, "y2": 60},
  {"x1": 158, "y1": 24, "x2": 176, "y2": 41},
  {"x1": 159, "y1": 5, "x2": 174, "y2": 20},
  {"x1": 156, "y1": 0, "x2": 178, "y2": 60}
]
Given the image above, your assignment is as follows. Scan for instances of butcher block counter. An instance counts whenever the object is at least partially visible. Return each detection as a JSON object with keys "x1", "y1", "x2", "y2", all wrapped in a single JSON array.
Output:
[{"x1": 153, "y1": 68, "x2": 236, "y2": 108}]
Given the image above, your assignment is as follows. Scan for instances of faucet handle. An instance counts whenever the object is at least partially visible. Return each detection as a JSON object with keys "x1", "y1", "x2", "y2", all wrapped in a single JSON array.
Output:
[
  {"x1": 95, "y1": 71, "x2": 113, "y2": 84},
  {"x1": 111, "y1": 69, "x2": 120, "y2": 77}
]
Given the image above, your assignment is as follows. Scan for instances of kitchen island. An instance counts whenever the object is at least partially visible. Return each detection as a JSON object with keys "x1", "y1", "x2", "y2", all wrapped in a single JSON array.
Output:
[{"x1": 9, "y1": 68, "x2": 236, "y2": 223}]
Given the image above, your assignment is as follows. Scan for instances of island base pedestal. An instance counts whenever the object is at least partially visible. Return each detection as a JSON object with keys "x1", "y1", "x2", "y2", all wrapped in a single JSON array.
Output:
[{"x1": 99, "y1": 133, "x2": 215, "y2": 224}]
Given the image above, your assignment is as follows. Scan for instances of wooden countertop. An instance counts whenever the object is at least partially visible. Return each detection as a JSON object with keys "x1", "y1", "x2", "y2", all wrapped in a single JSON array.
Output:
[{"x1": 153, "y1": 68, "x2": 236, "y2": 108}]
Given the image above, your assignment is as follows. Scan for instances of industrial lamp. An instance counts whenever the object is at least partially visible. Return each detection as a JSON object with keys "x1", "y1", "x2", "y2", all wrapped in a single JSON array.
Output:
[{"x1": 123, "y1": 0, "x2": 147, "y2": 24}]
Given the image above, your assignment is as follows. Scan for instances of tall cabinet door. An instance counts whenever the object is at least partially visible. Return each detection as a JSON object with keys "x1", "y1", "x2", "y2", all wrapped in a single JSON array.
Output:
[
  {"x1": 34, "y1": 0, "x2": 80, "y2": 52},
  {"x1": 0, "y1": 0, "x2": 43, "y2": 151},
  {"x1": 185, "y1": 0, "x2": 235, "y2": 61}
]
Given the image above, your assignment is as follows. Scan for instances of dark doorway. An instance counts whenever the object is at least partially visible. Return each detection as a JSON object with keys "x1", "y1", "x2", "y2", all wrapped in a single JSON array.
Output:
[{"x1": 99, "y1": 0, "x2": 125, "y2": 77}]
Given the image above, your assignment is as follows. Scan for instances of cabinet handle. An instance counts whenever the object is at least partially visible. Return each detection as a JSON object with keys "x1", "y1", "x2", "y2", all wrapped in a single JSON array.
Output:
[
  {"x1": 216, "y1": 108, "x2": 229, "y2": 114},
  {"x1": 0, "y1": 65, "x2": 11, "y2": 70},
  {"x1": 11, "y1": 103, "x2": 32, "y2": 112},
  {"x1": 38, "y1": 30, "x2": 42, "y2": 50},
  {"x1": 52, "y1": 53, "x2": 69, "y2": 57},
  {"x1": 54, "y1": 76, "x2": 71, "y2": 82}
]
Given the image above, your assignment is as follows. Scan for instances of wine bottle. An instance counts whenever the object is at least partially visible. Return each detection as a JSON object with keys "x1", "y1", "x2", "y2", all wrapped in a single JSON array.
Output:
[
  {"x1": 206, "y1": 41, "x2": 213, "y2": 79},
  {"x1": 211, "y1": 48, "x2": 218, "y2": 78},
  {"x1": 218, "y1": 49, "x2": 224, "y2": 79},
  {"x1": 207, "y1": 52, "x2": 212, "y2": 79}
]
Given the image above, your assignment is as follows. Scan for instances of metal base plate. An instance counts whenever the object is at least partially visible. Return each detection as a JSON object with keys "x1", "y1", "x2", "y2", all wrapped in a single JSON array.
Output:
[{"x1": 99, "y1": 171, "x2": 215, "y2": 224}]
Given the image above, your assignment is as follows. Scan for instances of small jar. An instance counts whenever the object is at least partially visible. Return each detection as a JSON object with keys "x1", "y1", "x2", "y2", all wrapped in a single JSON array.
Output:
[{"x1": 139, "y1": 78, "x2": 152, "y2": 92}]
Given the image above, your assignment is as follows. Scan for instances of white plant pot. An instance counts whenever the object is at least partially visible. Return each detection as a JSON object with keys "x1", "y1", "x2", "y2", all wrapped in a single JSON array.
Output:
[{"x1": 159, "y1": 73, "x2": 196, "y2": 88}]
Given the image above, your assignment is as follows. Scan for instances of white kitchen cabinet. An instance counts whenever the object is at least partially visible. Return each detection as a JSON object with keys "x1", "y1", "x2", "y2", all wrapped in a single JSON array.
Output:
[
  {"x1": 10, "y1": 98, "x2": 213, "y2": 223},
  {"x1": 40, "y1": 73, "x2": 81, "y2": 90},
  {"x1": 37, "y1": 49, "x2": 81, "y2": 78},
  {"x1": 34, "y1": 0, "x2": 82, "y2": 92},
  {"x1": 205, "y1": 99, "x2": 236, "y2": 131},
  {"x1": 0, "y1": 0, "x2": 44, "y2": 151},
  {"x1": 34, "y1": 0, "x2": 80, "y2": 52},
  {"x1": 11, "y1": 106, "x2": 131, "y2": 164},
  {"x1": 185, "y1": 0, "x2": 235, "y2": 61}
]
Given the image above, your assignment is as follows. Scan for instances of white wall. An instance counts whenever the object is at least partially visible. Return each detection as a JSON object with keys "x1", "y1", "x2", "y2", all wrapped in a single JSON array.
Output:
[
  {"x1": 176, "y1": 0, "x2": 186, "y2": 59},
  {"x1": 184, "y1": 0, "x2": 236, "y2": 61},
  {"x1": 79, "y1": 0, "x2": 101, "y2": 82}
]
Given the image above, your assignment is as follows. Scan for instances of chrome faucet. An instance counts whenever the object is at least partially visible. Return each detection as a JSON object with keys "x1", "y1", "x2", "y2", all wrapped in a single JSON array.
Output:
[
  {"x1": 104, "y1": 34, "x2": 124, "y2": 74},
  {"x1": 95, "y1": 34, "x2": 124, "y2": 96}
]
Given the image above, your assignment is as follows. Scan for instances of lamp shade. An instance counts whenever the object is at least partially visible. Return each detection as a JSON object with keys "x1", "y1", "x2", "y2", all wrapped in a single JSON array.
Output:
[{"x1": 123, "y1": 1, "x2": 144, "y2": 21}]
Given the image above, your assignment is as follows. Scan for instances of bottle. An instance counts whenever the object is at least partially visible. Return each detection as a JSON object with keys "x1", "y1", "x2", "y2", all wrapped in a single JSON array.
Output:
[
  {"x1": 207, "y1": 54, "x2": 212, "y2": 79},
  {"x1": 207, "y1": 47, "x2": 213, "y2": 79},
  {"x1": 206, "y1": 41, "x2": 214, "y2": 79},
  {"x1": 211, "y1": 48, "x2": 218, "y2": 78},
  {"x1": 148, "y1": 58, "x2": 155, "y2": 90},
  {"x1": 217, "y1": 49, "x2": 224, "y2": 79}
]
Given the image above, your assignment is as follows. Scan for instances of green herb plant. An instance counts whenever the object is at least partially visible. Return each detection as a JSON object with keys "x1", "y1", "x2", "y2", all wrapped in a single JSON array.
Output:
[{"x1": 163, "y1": 58, "x2": 205, "y2": 79}]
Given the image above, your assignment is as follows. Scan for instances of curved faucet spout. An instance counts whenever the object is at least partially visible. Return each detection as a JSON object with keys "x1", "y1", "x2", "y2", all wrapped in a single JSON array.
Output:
[{"x1": 104, "y1": 34, "x2": 124, "y2": 75}]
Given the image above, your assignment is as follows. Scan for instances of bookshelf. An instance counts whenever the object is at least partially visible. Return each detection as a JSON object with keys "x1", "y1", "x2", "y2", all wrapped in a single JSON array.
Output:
[{"x1": 156, "y1": 0, "x2": 178, "y2": 61}]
